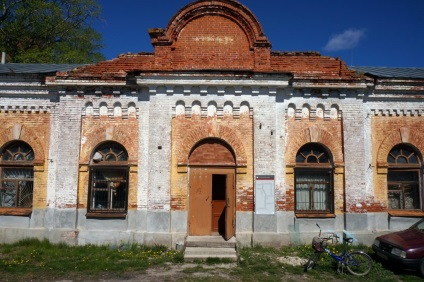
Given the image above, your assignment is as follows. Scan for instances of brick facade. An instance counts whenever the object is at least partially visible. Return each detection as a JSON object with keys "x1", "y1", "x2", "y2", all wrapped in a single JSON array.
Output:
[
  {"x1": 0, "y1": 112, "x2": 50, "y2": 210},
  {"x1": 372, "y1": 116, "x2": 424, "y2": 212},
  {"x1": 171, "y1": 103, "x2": 253, "y2": 212},
  {"x1": 0, "y1": 0, "x2": 423, "y2": 247},
  {"x1": 284, "y1": 107, "x2": 345, "y2": 214}
]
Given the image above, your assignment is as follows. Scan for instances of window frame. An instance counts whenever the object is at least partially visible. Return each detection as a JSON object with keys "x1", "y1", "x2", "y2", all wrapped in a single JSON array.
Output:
[
  {"x1": 387, "y1": 145, "x2": 423, "y2": 212},
  {"x1": 86, "y1": 142, "x2": 129, "y2": 219},
  {"x1": 0, "y1": 141, "x2": 35, "y2": 216},
  {"x1": 294, "y1": 143, "x2": 335, "y2": 217}
]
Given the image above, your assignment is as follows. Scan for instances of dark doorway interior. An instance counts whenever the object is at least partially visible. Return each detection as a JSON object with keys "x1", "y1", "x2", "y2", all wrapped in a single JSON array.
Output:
[{"x1": 212, "y1": 174, "x2": 226, "y2": 235}]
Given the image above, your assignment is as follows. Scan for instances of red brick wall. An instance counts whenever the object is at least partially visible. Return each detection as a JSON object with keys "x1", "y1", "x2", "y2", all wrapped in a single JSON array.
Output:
[
  {"x1": 371, "y1": 116, "x2": 424, "y2": 213},
  {"x1": 172, "y1": 15, "x2": 254, "y2": 70},
  {"x1": 0, "y1": 112, "x2": 50, "y2": 210},
  {"x1": 54, "y1": 2, "x2": 359, "y2": 81},
  {"x1": 78, "y1": 116, "x2": 139, "y2": 210},
  {"x1": 283, "y1": 118, "x2": 345, "y2": 213},
  {"x1": 171, "y1": 115, "x2": 253, "y2": 212},
  {"x1": 189, "y1": 140, "x2": 236, "y2": 166}
]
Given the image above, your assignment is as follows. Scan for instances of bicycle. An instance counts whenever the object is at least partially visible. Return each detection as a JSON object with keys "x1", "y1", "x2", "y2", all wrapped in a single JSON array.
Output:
[{"x1": 304, "y1": 224, "x2": 373, "y2": 276}]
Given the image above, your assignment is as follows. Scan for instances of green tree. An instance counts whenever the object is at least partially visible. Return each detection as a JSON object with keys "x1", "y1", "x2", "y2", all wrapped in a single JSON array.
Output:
[{"x1": 0, "y1": 0, "x2": 105, "y2": 63}]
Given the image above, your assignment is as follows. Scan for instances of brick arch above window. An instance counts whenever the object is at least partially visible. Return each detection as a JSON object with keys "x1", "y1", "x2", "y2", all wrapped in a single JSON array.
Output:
[
  {"x1": 286, "y1": 126, "x2": 343, "y2": 168},
  {"x1": 377, "y1": 127, "x2": 424, "y2": 168},
  {"x1": 0, "y1": 124, "x2": 45, "y2": 165},
  {"x1": 80, "y1": 125, "x2": 137, "y2": 165},
  {"x1": 178, "y1": 124, "x2": 247, "y2": 168}
]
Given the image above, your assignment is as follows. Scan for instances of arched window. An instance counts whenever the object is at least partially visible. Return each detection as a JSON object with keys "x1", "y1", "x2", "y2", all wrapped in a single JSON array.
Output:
[
  {"x1": 88, "y1": 142, "x2": 129, "y2": 216},
  {"x1": 295, "y1": 143, "x2": 333, "y2": 214},
  {"x1": 387, "y1": 145, "x2": 422, "y2": 210},
  {"x1": 0, "y1": 141, "x2": 34, "y2": 209}
]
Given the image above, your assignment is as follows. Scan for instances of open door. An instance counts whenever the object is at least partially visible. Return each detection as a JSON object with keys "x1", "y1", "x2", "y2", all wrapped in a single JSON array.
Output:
[
  {"x1": 225, "y1": 173, "x2": 235, "y2": 240},
  {"x1": 212, "y1": 174, "x2": 226, "y2": 234},
  {"x1": 189, "y1": 169, "x2": 212, "y2": 235}
]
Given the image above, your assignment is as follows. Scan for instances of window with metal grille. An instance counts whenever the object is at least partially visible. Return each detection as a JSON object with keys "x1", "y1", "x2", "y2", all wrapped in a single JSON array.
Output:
[
  {"x1": 88, "y1": 142, "x2": 129, "y2": 215},
  {"x1": 295, "y1": 143, "x2": 333, "y2": 214},
  {"x1": 387, "y1": 145, "x2": 422, "y2": 210},
  {"x1": 0, "y1": 141, "x2": 34, "y2": 208}
]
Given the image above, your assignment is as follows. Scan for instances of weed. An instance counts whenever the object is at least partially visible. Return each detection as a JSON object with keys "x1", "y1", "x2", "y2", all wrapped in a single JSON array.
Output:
[{"x1": 0, "y1": 240, "x2": 422, "y2": 281}]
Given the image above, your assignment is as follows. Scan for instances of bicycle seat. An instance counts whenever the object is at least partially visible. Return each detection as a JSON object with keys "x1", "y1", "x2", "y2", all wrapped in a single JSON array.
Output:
[{"x1": 343, "y1": 237, "x2": 353, "y2": 243}]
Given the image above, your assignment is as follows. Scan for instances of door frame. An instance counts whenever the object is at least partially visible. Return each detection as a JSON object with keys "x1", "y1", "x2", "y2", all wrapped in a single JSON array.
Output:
[{"x1": 188, "y1": 167, "x2": 235, "y2": 238}]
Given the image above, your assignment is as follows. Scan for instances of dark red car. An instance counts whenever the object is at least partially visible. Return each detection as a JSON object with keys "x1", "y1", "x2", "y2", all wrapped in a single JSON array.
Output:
[{"x1": 372, "y1": 218, "x2": 424, "y2": 276}]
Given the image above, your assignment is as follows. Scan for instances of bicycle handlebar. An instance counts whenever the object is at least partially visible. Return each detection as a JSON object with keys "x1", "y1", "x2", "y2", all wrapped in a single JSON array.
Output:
[
  {"x1": 320, "y1": 233, "x2": 340, "y2": 244},
  {"x1": 315, "y1": 224, "x2": 341, "y2": 244}
]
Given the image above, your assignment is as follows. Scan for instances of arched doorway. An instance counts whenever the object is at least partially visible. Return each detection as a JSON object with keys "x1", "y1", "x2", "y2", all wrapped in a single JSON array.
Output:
[{"x1": 188, "y1": 138, "x2": 236, "y2": 240}]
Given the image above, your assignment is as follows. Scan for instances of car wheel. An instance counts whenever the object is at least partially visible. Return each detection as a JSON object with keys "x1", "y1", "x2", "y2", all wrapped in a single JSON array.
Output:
[{"x1": 420, "y1": 258, "x2": 424, "y2": 277}]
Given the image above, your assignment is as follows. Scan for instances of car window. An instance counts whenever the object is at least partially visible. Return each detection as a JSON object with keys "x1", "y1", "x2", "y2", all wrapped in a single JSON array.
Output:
[{"x1": 415, "y1": 220, "x2": 424, "y2": 231}]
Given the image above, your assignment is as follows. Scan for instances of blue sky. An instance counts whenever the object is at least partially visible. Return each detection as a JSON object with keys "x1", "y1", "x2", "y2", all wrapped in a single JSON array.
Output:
[{"x1": 94, "y1": 0, "x2": 424, "y2": 67}]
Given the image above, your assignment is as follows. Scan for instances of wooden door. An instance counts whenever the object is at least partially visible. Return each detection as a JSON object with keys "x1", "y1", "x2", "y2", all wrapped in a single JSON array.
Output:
[
  {"x1": 225, "y1": 173, "x2": 235, "y2": 240},
  {"x1": 211, "y1": 174, "x2": 226, "y2": 234},
  {"x1": 212, "y1": 200, "x2": 226, "y2": 233},
  {"x1": 189, "y1": 169, "x2": 212, "y2": 235}
]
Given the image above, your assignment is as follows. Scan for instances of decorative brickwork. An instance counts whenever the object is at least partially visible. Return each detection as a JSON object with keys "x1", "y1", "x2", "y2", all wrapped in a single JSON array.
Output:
[
  {"x1": 189, "y1": 139, "x2": 236, "y2": 166},
  {"x1": 172, "y1": 15, "x2": 253, "y2": 70},
  {"x1": 79, "y1": 119, "x2": 138, "y2": 165},
  {"x1": 372, "y1": 116, "x2": 424, "y2": 212},
  {"x1": 1, "y1": 0, "x2": 423, "y2": 247},
  {"x1": 376, "y1": 126, "x2": 424, "y2": 167},
  {"x1": 177, "y1": 123, "x2": 247, "y2": 167},
  {"x1": 284, "y1": 116, "x2": 345, "y2": 214},
  {"x1": 0, "y1": 122, "x2": 47, "y2": 165},
  {"x1": 50, "y1": 0, "x2": 363, "y2": 85},
  {"x1": 0, "y1": 113, "x2": 50, "y2": 210},
  {"x1": 171, "y1": 104, "x2": 253, "y2": 212},
  {"x1": 78, "y1": 113, "x2": 139, "y2": 210},
  {"x1": 285, "y1": 123, "x2": 344, "y2": 167}
]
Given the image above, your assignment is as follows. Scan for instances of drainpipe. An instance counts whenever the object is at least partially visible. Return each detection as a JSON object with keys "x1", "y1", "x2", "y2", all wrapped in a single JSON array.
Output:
[{"x1": 1, "y1": 52, "x2": 5, "y2": 64}]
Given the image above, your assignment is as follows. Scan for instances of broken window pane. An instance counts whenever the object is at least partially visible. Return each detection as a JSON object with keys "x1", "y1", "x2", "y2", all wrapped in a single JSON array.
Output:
[{"x1": 89, "y1": 142, "x2": 129, "y2": 214}]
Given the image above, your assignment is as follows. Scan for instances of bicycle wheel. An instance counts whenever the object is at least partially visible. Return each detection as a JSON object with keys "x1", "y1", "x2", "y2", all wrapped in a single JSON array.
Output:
[
  {"x1": 304, "y1": 252, "x2": 321, "y2": 272},
  {"x1": 346, "y1": 251, "x2": 372, "y2": 276}
]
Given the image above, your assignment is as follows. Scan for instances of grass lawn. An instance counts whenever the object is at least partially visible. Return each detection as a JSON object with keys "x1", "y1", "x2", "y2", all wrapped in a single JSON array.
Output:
[{"x1": 0, "y1": 239, "x2": 422, "y2": 281}]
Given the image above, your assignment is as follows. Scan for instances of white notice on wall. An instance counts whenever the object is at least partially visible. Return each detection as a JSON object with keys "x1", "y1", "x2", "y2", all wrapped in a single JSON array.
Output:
[{"x1": 255, "y1": 175, "x2": 275, "y2": 215}]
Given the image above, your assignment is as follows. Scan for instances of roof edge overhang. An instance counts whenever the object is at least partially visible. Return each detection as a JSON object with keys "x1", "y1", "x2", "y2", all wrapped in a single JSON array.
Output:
[
  {"x1": 46, "y1": 80, "x2": 127, "y2": 86},
  {"x1": 136, "y1": 71, "x2": 290, "y2": 88},
  {"x1": 291, "y1": 80, "x2": 371, "y2": 89}
]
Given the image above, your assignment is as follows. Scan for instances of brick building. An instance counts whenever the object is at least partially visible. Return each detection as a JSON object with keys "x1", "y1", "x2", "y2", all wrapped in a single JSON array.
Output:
[{"x1": 1, "y1": 0, "x2": 423, "y2": 248}]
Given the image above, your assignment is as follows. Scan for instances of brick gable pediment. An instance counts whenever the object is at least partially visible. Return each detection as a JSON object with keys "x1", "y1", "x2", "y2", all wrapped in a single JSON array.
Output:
[
  {"x1": 49, "y1": 0, "x2": 363, "y2": 84},
  {"x1": 149, "y1": 0, "x2": 271, "y2": 71}
]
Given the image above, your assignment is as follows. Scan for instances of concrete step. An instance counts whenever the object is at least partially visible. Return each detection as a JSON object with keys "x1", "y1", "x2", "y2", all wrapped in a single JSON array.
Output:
[
  {"x1": 184, "y1": 246, "x2": 238, "y2": 261},
  {"x1": 183, "y1": 236, "x2": 238, "y2": 261},
  {"x1": 186, "y1": 236, "x2": 237, "y2": 248}
]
